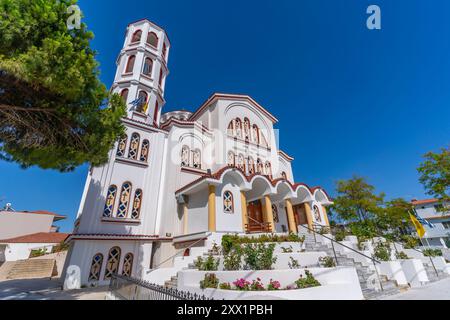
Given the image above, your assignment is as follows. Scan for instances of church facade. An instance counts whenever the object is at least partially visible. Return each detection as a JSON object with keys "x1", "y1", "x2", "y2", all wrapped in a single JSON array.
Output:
[{"x1": 62, "y1": 19, "x2": 332, "y2": 289}]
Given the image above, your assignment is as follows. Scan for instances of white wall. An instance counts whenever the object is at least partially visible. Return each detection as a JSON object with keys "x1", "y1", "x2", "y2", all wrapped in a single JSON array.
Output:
[
  {"x1": 0, "y1": 211, "x2": 54, "y2": 239},
  {"x1": 2, "y1": 243, "x2": 55, "y2": 261}
]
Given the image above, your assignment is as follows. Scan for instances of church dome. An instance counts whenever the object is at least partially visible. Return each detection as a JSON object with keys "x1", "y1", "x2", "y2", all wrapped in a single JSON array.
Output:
[{"x1": 160, "y1": 110, "x2": 192, "y2": 123}]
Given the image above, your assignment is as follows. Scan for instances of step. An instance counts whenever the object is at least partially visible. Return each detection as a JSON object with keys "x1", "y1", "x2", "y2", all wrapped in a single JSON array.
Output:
[{"x1": 6, "y1": 259, "x2": 57, "y2": 280}]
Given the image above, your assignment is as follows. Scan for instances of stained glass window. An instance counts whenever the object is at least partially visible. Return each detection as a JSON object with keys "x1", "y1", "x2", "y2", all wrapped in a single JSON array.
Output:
[
  {"x1": 193, "y1": 149, "x2": 201, "y2": 169},
  {"x1": 104, "y1": 247, "x2": 121, "y2": 280},
  {"x1": 257, "y1": 158, "x2": 263, "y2": 173},
  {"x1": 281, "y1": 171, "x2": 287, "y2": 180},
  {"x1": 265, "y1": 162, "x2": 272, "y2": 178},
  {"x1": 140, "y1": 140, "x2": 150, "y2": 162},
  {"x1": 103, "y1": 185, "x2": 117, "y2": 217},
  {"x1": 235, "y1": 118, "x2": 242, "y2": 138},
  {"x1": 223, "y1": 191, "x2": 234, "y2": 213},
  {"x1": 117, "y1": 182, "x2": 132, "y2": 218},
  {"x1": 313, "y1": 205, "x2": 322, "y2": 222},
  {"x1": 238, "y1": 154, "x2": 245, "y2": 172},
  {"x1": 181, "y1": 146, "x2": 190, "y2": 167},
  {"x1": 131, "y1": 189, "x2": 142, "y2": 219},
  {"x1": 272, "y1": 204, "x2": 279, "y2": 223},
  {"x1": 248, "y1": 157, "x2": 255, "y2": 175},
  {"x1": 122, "y1": 253, "x2": 134, "y2": 277},
  {"x1": 116, "y1": 135, "x2": 127, "y2": 157},
  {"x1": 143, "y1": 58, "x2": 153, "y2": 76},
  {"x1": 128, "y1": 133, "x2": 140, "y2": 160},
  {"x1": 244, "y1": 118, "x2": 250, "y2": 141},
  {"x1": 88, "y1": 253, "x2": 103, "y2": 281},
  {"x1": 227, "y1": 151, "x2": 235, "y2": 167},
  {"x1": 252, "y1": 125, "x2": 259, "y2": 144}
]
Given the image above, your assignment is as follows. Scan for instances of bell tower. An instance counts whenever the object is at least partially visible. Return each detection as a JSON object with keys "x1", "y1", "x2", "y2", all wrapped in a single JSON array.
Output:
[{"x1": 111, "y1": 19, "x2": 170, "y2": 127}]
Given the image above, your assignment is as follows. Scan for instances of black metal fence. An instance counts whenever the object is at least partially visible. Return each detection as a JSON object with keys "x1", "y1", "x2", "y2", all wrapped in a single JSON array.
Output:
[{"x1": 109, "y1": 274, "x2": 212, "y2": 300}]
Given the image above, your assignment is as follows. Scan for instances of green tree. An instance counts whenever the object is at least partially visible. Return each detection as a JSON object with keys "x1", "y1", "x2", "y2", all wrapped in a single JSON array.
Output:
[
  {"x1": 331, "y1": 176, "x2": 385, "y2": 222},
  {"x1": 376, "y1": 198, "x2": 412, "y2": 240},
  {"x1": 0, "y1": 0, "x2": 125, "y2": 172},
  {"x1": 417, "y1": 146, "x2": 450, "y2": 205}
]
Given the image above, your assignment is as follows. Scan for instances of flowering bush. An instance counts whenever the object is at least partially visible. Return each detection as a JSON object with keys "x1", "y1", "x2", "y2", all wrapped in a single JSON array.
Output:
[
  {"x1": 267, "y1": 279, "x2": 281, "y2": 291},
  {"x1": 250, "y1": 278, "x2": 265, "y2": 291},
  {"x1": 295, "y1": 270, "x2": 321, "y2": 289},
  {"x1": 233, "y1": 278, "x2": 251, "y2": 291}
]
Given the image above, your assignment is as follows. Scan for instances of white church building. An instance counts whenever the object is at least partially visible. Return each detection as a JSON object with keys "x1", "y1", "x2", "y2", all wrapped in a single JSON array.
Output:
[{"x1": 62, "y1": 19, "x2": 333, "y2": 289}]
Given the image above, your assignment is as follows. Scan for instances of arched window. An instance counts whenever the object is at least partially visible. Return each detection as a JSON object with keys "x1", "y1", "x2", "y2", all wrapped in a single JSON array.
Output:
[
  {"x1": 181, "y1": 146, "x2": 190, "y2": 167},
  {"x1": 104, "y1": 247, "x2": 121, "y2": 280},
  {"x1": 131, "y1": 30, "x2": 142, "y2": 43},
  {"x1": 158, "y1": 69, "x2": 164, "y2": 87},
  {"x1": 227, "y1": 151, "x2": 235, "y2": 167},
  {"x1": 248, "y1": 157, "x2": 255, "y2": 175},
  {"x1": 193, "y1": 149, "x2": 201, "y2": 169},
  {"x1": 125, "y1": 55, "x2": 135, "y2": 73},
  {"x1": 313, "y1": 205, "x2": 322, "y2": 222},
  {"x1": 281, "y1": 171, "x2": 287, "y2": 180},
  {"x1": 162, "y1": 43, "x2": 167, "y2": 59},
  {"x1": 227, "y1": 121, "x2": 234, "y2": 136},
  {"x1": 120, "y1": 89, "x2": 129, "y2": 103},
  {"x1": 122, "y1": 253, "x2": 134, "y2": 277},
  {"x1": 117, "y1": 182, "x2": 132, "y2": 218},
  {"x1": 131, "y1": 189, "x2": 142, "y2": 219},
  {"x1": 251, "y1": 125, "x2": 259, "y2": 144},
  {"x1": 244, "y1": 118, "x2": 251, "y2": 141},
  {"x1": 265, "y1": 161, "x2": 272, "y2": 178},
  {"x1": 235, "y1": 118, "x2": 242, "y2": 138},
  {"x1": 116, "y1": 134, "x2": 127, "y2": 157},
  {"x1": 128, "y1": 133, "x2": 140, "y2": 160},
  {"x1": 272, "y1": 204, "x2": 279, "y2": 223},
  {"x1": 237, "y1": 154, "x2": 245, "y2": 172},
  {"x1": 88, "y1": 253, "x2": 103, "y2": 281},
  {"x1": 223, "y1": 191, "x2": 234, "y2": 213},
  {"x1": 146, "y1": 32, "x2": 159, "y2": 47},
  {"x1": 260, "y1": 131, "x2": 268, "y2": 147},
  {"x1": 140, "y1": 140, "x2": 150, "y2": 162},
  {"x1": 257, "y1": 158, "x2": 263, "y2": 173},
  {"x1": 103, "y1": 185, "x2": 117, "y2": 217},
  {"x1": 143, "y1": 58, "x2": 153, "y2": 76},
  {"x1": 136, "y1": 91, "x2": 148, "y2": 113}
]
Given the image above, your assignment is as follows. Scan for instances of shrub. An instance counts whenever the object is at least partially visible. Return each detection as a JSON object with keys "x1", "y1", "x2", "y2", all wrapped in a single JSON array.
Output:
[
  {"x1": 29, "y1": 248, "x2": 47, "y2": 258},
  {"x1": 288, "y1": 257, "x2": 301, "y2": 269},
  {"x1": 295, "y1": 270, "x2": 321, "y2": 289},
  {"x1": 52, "y1": 241, "x2": 69, "y2": 253},
  {"x1": 396, "y1": 251, "x2": 409, "y2": 260},
  {"x1": 210, "y1": 242, "x2": 221, "y2": 255},
  {"x1": 401, "y1": 235, "x2": 420, "y2": 249},
  {"x1": 423, "y1": 248, "x2": 442, "y2": 257},
  {"x1": 243, "y1": 243, "x2": 277, "y2": 270},
  {"x1": 195, "y1": 255, "x2": 220, "y2": 271},
  {"x1": 221, "y1": 234, "x2": 239, "y2": 255},
  {"x1": 267, "y1": 279, "x2": 281, "y2": 291},
  {"x1": 223, "y1": 247, "x2": 242, "y2": 271},
  {"x1": 373, "y1": 241, "x2": 392, "y2": 261},
  {"x1": 200, "y1": 273, "x2": 219, "y2": 289},
  {"x1": 318, "y1": 227, "x2": 330, "y2": 235},
  {"x1": 334, "y1": 228, "x2": 346, "y2": 242},
  {"x1": 219, "y1": 282, "x2": 232, "y2": 290},
  {"x1": 319, "y1": 256, "x2": 336, "y2": 268}
]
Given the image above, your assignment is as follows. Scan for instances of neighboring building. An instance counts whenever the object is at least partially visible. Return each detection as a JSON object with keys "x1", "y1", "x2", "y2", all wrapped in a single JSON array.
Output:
[
  {"x1": 412, "y1": 199, "x2": 450, "y2": 248},
  {"x1": 62, "y1": 19, "x2": 332, "y2": 289},
  {"x1": 0, "y1": 209, "x2": 68, "y2": 262}
]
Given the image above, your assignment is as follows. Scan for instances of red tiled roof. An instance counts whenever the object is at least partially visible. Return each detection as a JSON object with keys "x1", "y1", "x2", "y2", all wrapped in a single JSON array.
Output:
[
  {"x1": 175, "y1": 166, "x2": 332, "y2": 201},
  {"x1": 0, "y1": 232, "x2": 69, "y2": 244},
  {"x1": 411, "y1": 199, "x2": 439, "y2": 206}
]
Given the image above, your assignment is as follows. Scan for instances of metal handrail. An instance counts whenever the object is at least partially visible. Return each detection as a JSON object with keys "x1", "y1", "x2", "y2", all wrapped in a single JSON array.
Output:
[
  {"x1": 149, "y1": 233, "x2": 211, "y2": 271},
  {"x1": 302, "y1": 223, "x2": 381, "y2": 264},
  {"x1": 299, "y1": 223, "x2": 384, "y2": 291}
]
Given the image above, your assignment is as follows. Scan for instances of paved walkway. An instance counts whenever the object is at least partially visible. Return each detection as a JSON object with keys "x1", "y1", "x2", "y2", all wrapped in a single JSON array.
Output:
[
  {"x1": 0, "y1": 278, "x2": 107, "y2": 300},
  {"x1": 382, "y1": 277, "x2": 450, "y2": 300}
]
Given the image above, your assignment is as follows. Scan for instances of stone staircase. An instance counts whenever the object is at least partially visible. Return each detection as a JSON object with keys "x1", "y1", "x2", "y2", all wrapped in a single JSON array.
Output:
[
  {"x1": 302, "y1": 233, "x2": 408, "y2": 300},
  {"x1": 5, "y1": 259, "x2": 57, "y2": 280}
]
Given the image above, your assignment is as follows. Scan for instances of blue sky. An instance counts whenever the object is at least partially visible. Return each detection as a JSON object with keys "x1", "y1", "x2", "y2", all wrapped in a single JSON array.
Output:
[{"x1": 1, "y1": 0, "x2": 449, "y2": 232}]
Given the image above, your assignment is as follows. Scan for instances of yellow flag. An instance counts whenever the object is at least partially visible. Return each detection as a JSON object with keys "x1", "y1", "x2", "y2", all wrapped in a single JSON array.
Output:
[
  {"x1": 409, "y1": 213, "x2": 426, "y2": 238},
  {"x1": 143, "y1": 102, "x2": 149, "y2": 113}
]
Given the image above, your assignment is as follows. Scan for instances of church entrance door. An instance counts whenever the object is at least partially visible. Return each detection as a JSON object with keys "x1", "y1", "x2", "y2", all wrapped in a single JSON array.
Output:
[{"x1": 246, "y1": 200, "x2": 265, "y2": 233}]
